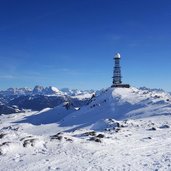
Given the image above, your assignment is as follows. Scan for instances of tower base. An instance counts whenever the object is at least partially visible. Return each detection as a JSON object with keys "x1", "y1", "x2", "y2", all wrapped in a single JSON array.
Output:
[{"x1": 111, "y1": 84, "x2": 130, "y2": 88}]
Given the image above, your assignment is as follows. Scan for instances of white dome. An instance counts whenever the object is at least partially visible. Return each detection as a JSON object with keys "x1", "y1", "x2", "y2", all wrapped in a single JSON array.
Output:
[{"x1": 114, "y1": 53, "x2": 121, "y2": 59}]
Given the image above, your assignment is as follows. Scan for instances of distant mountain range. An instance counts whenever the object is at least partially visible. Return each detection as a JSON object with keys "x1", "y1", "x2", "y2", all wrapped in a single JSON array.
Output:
[
  {"x1": 0, "y1": 86, "x2": 95, "y2": 114},
  {"x1": 0, "y1": 85, "x2": 95, "y2": 96}
]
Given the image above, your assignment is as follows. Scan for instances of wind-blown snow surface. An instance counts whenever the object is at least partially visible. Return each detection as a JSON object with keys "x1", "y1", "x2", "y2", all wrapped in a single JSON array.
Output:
[{"x1": 1, "y1": 87, "x2": 171, "y2": 171}]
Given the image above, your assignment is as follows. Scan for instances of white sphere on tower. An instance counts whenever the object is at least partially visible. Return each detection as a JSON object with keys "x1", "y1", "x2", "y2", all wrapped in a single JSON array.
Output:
[{"x1": 114, "y1": 53, "x2": 121, "y2": 59}]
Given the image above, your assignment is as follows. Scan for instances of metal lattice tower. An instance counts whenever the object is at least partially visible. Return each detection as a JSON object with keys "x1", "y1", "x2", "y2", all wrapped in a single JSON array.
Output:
[{"x1": 113, "y1": 53, "x2": 122, "y2": 85}]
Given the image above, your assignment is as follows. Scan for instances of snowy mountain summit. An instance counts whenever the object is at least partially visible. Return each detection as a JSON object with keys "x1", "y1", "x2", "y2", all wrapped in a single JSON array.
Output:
[
  {"x1": 33, "y1": 86, "x2": 62, "y2": 96},
  {"x1": 59, "y1": 87, "x2": 171, "y2": 129}
]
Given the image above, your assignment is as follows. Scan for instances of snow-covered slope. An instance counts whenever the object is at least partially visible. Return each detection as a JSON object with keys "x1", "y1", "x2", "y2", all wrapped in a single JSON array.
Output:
[
  {"x1": 59, "y1": 87, "x2": 171, "y2": 129},
  {"x1": 16, "y1": 102, "x2": 76, "y2": 125},
  {"x1": 1, "y1": 86, "x2": 171, "y2": 171}
]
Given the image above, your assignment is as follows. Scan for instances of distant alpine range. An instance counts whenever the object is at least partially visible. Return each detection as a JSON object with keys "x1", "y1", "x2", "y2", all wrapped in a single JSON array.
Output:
[{"x1": 0, "y1": 85, "x2": 95, "y2": 114}]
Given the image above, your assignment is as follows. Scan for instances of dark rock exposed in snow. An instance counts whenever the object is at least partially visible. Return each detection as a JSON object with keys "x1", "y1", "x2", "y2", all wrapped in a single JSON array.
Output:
[{"x1": 0, "y1": 104, "x2": 20, "y2": 115}]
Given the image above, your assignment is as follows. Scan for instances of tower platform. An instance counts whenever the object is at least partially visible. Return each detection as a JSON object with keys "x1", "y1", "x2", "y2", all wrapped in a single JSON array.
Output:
[{"x1": 111, "y1": 84, "x2": 130, "y2": 88}]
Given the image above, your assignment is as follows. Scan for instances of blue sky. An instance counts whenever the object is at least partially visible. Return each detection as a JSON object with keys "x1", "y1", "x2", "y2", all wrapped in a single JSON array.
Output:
[{"x1": 0, "y1": 0, "x2": 171, "y2": 91}]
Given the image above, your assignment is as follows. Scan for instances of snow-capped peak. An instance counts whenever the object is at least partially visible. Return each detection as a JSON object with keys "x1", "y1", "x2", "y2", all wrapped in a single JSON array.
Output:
[
  {"x1": 32, "y1": 85, "x2": 63, "y2": 96},
  {"x1": 49, "y1": 86, "x2": 60, "y2": 93},
  {"x1": 60, "y1": 88, "x2": 95, "y2": 96},
  {"x1": 58, "y1": 86, "x2": 171, "y2": 129},
  {"x1": 43, "y1": 86, "x2": 62, "y2": 96},
  {"x1": 32, "y1": 85, "x2": 44, "y2": 94}
]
